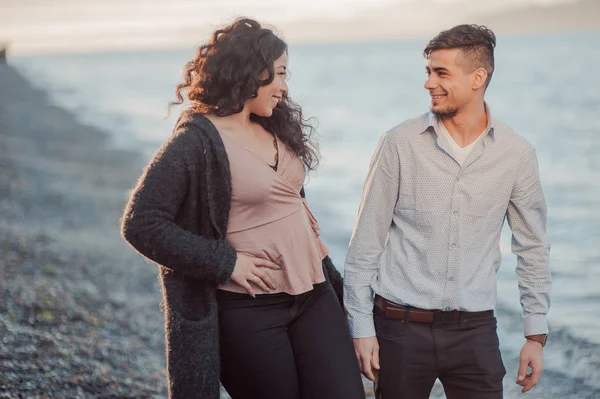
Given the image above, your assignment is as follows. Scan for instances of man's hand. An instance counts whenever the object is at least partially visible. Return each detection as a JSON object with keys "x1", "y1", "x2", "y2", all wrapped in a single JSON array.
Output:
[
  {"x1": 353, "y1": 337, "x2": 380, "y2": 381},
  {"x1": 516, "y1": 339, "x2": 544, "y2": 392}
]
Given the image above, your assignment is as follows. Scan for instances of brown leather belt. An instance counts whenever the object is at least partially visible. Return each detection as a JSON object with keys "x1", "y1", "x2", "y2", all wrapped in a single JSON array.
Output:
[{"x1": 374, "y1": 295, "x2": 493, "y2": 323}]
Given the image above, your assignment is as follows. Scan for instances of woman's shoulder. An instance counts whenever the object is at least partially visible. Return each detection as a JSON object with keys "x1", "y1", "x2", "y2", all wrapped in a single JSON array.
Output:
[
  {"x1": 147, "y1": 111, "x2": 215, "y2": 165},
  {"x1": 173, "y1": 110, "x2": 218, "y2": 138},
  {"x1": 165, "y1": 110, "x2": 223, "y2": 150}
]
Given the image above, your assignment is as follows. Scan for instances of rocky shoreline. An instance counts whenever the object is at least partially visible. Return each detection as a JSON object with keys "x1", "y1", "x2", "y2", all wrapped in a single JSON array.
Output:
[{"x1": 0, "y1": 63, "x2": 167, "y2": 398}]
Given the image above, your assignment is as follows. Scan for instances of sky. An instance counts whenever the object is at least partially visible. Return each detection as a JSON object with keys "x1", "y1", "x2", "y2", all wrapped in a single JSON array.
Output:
[{"x1": 0, "y1": 0, "x2": 584, "y2": 55}]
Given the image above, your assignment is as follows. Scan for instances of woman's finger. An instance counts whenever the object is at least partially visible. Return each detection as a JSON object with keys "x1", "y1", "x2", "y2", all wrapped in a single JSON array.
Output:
[
  {"x1": 254, "y1": 270, "x2": 277, "y2": 290},
  {"x1": 240, "y1": 280, "x2": 256, "y2": 298},
  {"x1": 249, "y1": 274, "x2": 271, "y2": 293},
  {"x1": 253, "y1": 257, "x2": 281, "y2": 270}
]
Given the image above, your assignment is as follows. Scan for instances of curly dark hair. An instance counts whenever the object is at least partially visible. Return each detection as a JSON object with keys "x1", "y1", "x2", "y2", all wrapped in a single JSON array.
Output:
[
  {"x1": 169, "y1": 18, "x2": 319, "y2": 171},
  {"x1": 424, "y1": 24, "x2": 496, "y2": 88}
]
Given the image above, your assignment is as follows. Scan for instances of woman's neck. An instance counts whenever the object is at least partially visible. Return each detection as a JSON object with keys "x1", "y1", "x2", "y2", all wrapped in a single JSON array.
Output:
[{"x1": 217, "y1": 106, "x2": 254, "y2": 132}]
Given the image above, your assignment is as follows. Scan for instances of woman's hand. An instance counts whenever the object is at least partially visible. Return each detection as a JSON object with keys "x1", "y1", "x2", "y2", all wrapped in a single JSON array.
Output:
[{"x1": 230, "y1": 253, "x2": 281, "y2": 297}]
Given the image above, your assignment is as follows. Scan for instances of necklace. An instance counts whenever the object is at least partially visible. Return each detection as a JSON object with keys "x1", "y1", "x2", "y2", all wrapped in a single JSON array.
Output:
[{"x1": 272, "y1": 135, "x2": 279, "y2": 171}]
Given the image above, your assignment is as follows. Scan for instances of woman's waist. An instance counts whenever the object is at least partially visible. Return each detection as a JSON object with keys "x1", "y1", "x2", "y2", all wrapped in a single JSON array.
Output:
[
  {"x1": 221, "y1": 223, "x2": 329, "y2": 295},
  {"x1": 227, "y1": 195, "x2": 321, "y2": 235},
  {"x1": 226, "y1": 204, "x2": 319, "y2": 241},
  {"x1": 225, "y1": 227, "x2": 328, "y2": 266},
  {"x1": 226, "y1": 202, "x2": 304, "y2": 234}
]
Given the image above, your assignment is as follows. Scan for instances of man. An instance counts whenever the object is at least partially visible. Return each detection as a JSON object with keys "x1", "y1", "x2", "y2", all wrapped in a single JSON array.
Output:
[{"x1": 344, "y1": 24, "x2": 551, "y2": 398}]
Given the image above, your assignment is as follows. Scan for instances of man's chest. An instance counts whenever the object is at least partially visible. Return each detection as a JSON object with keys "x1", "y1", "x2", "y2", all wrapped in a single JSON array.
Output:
[{"x1": 396, "y1": 146, "x2": 518, "y2": 220}]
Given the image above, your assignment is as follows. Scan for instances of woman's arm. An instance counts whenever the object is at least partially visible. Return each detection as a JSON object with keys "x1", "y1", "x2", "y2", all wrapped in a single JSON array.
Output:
[{"x1": 121, "y1": 128, "x2": 236, "y2": 284}]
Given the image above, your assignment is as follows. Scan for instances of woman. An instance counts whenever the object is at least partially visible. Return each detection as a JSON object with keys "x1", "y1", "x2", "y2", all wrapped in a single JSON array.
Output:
[{"x1": 121, "y1": 18, "x2": 364, "y2": 399}]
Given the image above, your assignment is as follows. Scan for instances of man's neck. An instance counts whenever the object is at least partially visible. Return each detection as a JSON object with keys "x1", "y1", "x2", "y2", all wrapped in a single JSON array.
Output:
[{"x1": 440, "y1": 101, "x2": 488, "y2": 148}]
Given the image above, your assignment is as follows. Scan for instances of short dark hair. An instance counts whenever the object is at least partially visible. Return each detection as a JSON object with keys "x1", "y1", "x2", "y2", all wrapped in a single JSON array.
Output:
[{"x1": 424, "y1": 24, "x2": 496, "y2": 88}]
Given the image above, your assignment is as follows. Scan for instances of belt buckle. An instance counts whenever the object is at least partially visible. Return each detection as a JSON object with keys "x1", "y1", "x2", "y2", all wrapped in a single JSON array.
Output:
[{"x1": 433, "y1": 310, "x2": 457, "y2": 322}]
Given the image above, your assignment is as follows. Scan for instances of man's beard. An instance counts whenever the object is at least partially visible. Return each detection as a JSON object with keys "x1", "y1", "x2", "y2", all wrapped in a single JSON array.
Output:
[{"x1": 431, "y1": 104, "x2": 458, "y2": 118}]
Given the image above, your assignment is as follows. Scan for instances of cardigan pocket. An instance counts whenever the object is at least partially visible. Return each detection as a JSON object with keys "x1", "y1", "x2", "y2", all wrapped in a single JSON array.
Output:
[
  {"x1": 164, "y1": 308, "x2": 221, "y2": 398},
  {"x1": 167, "y1": 307, "x2": 216, "y2": 329}
]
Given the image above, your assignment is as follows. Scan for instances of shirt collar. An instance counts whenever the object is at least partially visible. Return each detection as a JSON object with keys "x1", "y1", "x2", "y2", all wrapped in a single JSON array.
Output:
[{"x1": 421, "y1": 102, "x2": 496, "y2": 141}]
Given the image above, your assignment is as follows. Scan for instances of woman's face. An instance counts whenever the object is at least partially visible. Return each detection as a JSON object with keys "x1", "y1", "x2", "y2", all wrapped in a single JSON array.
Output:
[{"x1": 247, "y1": 52, "x2": 289, "y2": 118}]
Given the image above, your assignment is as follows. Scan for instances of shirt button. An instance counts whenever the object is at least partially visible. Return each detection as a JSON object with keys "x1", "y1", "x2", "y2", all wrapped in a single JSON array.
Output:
[{"x1": 451, "y1": 243, "x2": 457, "y2": 248}]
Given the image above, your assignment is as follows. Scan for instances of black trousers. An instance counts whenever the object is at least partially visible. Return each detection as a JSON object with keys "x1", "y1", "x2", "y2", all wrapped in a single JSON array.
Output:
[
  {"x1": 217, "y1": 281, "x2": 365, "y2": 399},
  {"x1": 374, "y1": 305, "x2": 506, "y2": 399}
]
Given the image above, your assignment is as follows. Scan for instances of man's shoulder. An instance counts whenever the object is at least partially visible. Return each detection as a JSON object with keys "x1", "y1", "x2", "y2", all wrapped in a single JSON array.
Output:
[
  {"x1": 384, "y1": 113, "x2": 430, "y2": 141},
  {"x1": 491, "y1": 118, "x2": 536, "y2": 153}
]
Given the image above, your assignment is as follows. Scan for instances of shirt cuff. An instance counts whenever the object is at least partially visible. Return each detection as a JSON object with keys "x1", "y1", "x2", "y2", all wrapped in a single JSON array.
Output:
[
  {"x1": 348, "y1": 314, "x2": 377, "y2": 338},
  {"x1": 523, "y1": 314, "x2": 549, "y2": 337}
]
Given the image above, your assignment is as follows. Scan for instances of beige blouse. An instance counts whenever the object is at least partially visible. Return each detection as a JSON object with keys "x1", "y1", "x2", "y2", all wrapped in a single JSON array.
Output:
[{"x1": 217, "y1": 131, "x2": 328, "y2": 295}]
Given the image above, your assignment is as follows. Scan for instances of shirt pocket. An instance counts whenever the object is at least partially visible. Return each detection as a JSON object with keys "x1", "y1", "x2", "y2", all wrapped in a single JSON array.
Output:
[
  {"x1": 463, "y1": 203, "x2": 507, "y2": 234},
  {"x1": 396, "y1": 207, "x2": 434, "y2": 237},
  {"x1": 396, "y1": 183, "x2": 436, "y2": 236}
]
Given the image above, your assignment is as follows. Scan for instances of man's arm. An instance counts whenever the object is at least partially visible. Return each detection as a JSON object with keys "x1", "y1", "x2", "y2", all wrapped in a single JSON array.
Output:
[
  {"x1": 344, "y1": 131, "x2": 400, "y2": 338},
  {"x1": 507, "y1": 147, "x2": 551, "y2": 337},
  {"x1": 506, "y1": 147, "x2": 551, "y2": 392}
]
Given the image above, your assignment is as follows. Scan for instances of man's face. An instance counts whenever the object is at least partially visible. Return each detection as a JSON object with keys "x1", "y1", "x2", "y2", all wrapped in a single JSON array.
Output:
[{"x1": 424, "y1": 48, "x2": 477, "y2": 117}]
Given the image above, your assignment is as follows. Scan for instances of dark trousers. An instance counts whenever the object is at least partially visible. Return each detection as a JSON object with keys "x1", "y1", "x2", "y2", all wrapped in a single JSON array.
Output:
[
  {"x1": 217, "y1": 282, "x2": 365, "y2": 399},
  {"x1": 374, "y1": 304, "x2": 506, "y2": 399}
]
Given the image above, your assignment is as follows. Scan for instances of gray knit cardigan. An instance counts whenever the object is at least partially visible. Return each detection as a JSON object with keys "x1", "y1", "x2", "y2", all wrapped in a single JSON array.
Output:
[{"x1": 121, "y1": 111, "x2": 343, "y2": 399}]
